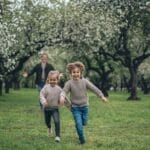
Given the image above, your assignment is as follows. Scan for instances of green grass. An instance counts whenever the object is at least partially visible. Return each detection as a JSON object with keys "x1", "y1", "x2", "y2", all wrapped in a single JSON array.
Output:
[{"x1": 0, "y1": 89, "x2": 150, "y2": 150}]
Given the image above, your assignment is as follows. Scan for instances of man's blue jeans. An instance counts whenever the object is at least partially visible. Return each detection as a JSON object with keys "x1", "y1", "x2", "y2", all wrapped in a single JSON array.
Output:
[
  {"x1": 71, "y1": 106, "x2": 88, "y2": 144},
  {"x1": 37, "y1": 81, "x2": 45, "y2": 109},
  {"x1": 37, "y1": 81, "x2": 45, "y2": 91}
]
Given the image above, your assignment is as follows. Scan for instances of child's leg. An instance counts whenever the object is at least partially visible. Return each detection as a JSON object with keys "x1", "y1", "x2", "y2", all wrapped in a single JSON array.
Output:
[
  {"x1": 52, "y1": 109, "x2": 60, "y2": 137},
  {"x1": 44, "y1": 109, "x2": 52, "y2": 129},
  {"x1": 81, "y1": 106, "x2": 88, "y2": 126},
  {"x1": 72, "y1": 107, "x2": 85, "y2": 144}
]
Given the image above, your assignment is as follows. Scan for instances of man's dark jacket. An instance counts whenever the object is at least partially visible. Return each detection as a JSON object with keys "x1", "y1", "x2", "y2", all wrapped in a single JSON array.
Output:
[{"x1": 28, "y1": 63, "x2": 54, "y2": 85}]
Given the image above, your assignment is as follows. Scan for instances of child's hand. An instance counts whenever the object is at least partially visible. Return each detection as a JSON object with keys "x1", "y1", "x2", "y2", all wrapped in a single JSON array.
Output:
[
  {"x1": 64, "y1": 99, "x2": 72, "y2": 111},
  {"x1": 59, "y1": 96, "x2": 65, "y2": 106},
  {"x1": 101, "y1": 96, "x2": 108, "y2": 103},
  {"x1": 43, "y1": 101, "x2": 48, "y2": 107}
]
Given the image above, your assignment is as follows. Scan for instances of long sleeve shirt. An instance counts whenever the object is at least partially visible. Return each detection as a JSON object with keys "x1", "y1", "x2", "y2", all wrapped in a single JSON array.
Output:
[
  {"x1": 40, "y1": 84, "x2": 62, "y2": 109},
  {"x1": 61, "y1": 78, "x2": 104, "y2": 107},
  {"x1": 40, "y1": 84, "x2": 71, "y2": 109}
]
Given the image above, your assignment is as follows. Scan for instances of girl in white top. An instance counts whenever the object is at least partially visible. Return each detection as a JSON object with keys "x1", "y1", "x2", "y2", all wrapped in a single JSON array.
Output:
[{"x1": 40, "y1": 70, "x2": 70, "y2": 142}]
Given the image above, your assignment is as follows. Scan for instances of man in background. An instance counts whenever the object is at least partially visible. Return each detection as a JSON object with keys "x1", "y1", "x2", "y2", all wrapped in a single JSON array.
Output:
[{"x1": 23, "y1": 52, "x2": 55, "y2": 108}]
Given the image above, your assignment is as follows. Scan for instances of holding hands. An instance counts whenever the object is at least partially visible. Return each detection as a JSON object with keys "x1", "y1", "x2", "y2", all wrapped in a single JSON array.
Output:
[
  {"x1": 43, "y1": 101, "x2": 49, "y2": 108},
  {"x1": 59, "y1": 96, "x2": 65, "y2": 106}
]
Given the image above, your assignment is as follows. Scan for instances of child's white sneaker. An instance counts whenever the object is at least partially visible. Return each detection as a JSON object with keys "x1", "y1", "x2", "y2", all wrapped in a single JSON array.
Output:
[{"x1": 55, "y1": 136, "x2": 60, "y2": 142}]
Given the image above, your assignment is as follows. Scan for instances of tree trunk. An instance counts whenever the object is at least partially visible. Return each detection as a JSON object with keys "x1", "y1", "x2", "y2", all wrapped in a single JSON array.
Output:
[
  {"x1": 127, "y1": 68, "x2": 140, "y2": 100},
  {"x1": 0, "y1": 80, "x2": 2, "y2": 96},
  {"x1": 13, "y1": 81, "x2": 20, "y2": 90},
  {"x1": 113, "y1": 82, "x2": 118, "y2": 92},
  {"x1": 5, "y1": 80, "x2": 10, "y2": 94},
  {"x1": 120, "y1": 78, "x2": 124, "y2": 91},
  {"x1": 101, "y1": 88, "x2": 109, "y2": 97},
  {"x1": 140, "y1": 76, "x2": 150, "y2": 94},
  {"x1": 123, "y1": 76, "x2": 130, "y2": 92},
  {"x1": 101, "y1": 74, "x2": 109, "y2": 97},
  {"x1": 13, "y1": 75, "x2": 20, "y2": 90}
]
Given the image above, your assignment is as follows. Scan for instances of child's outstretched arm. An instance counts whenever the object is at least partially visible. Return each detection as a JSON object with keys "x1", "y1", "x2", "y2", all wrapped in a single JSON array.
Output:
[{"x1": 85, "y1": 79, "x2": 108, "y2": 103}]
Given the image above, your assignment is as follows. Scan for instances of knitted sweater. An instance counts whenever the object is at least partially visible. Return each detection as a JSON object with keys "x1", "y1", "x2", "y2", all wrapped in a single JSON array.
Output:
[
  {"x1": 40, "y1": 84, "x2": 62, "y2": 108},
  {"x1": 61, "y1": 78, "x2": 104, "y2": 107}
]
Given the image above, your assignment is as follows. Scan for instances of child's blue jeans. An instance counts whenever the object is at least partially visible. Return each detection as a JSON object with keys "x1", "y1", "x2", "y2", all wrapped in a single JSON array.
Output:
[{"x1": 71, "y1": 106, "x2": 88, "y2": 144}]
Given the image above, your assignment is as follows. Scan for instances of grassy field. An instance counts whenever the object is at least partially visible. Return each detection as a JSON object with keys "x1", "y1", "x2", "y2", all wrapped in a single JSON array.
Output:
[{"x1": 0, "y1": 89, "x2": 150, "y2": 150}]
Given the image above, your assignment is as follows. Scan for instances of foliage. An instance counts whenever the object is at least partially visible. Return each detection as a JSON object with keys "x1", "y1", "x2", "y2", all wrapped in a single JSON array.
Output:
[
  {"x1": 0, "y1": 22, "x2": 17, "y2": 77},
  {"x1": 0, "y1": 0, "x2": 18, "y2": 77},
  {"x1": 138, "y1": 59, "x2": 150, "y2": 79},
  {"x1": 0, "y1": 0, "x2": 149, "y2": 98}
]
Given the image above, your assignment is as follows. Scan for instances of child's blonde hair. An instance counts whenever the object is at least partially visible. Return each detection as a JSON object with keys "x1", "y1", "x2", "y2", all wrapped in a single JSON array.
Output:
[
  {"x1": 67, "y1": 61, "x2": 85, "y2": 75},
  {"x1": 46, "y1": 70, "x2": 60, "y2": 84}
]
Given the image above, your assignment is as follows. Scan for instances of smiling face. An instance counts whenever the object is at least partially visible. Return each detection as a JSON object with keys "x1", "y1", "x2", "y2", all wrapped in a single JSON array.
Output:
[
  {"x1": 48, "y1": 75, "x2": 58, "y2": 87},
  {"x1": 41, "y1": 54, "x2": 48, "y2": 64},
  {"x1": 71, "y1": 67, "x2": 81, "y2": 80}
]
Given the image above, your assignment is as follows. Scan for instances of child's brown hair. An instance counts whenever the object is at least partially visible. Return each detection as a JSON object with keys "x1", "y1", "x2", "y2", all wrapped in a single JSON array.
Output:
[{"x1": 67, "y1": 61, "x2": 85, "y2": 75}]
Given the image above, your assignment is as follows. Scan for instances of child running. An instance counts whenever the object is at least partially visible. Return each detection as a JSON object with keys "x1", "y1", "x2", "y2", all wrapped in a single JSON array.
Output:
[
  {"x1": 60, "y1": 61, "x2": 108, "y2": 144},
  {"x1": 40, "y1": 70, "x2": 70, "y2": 142}
]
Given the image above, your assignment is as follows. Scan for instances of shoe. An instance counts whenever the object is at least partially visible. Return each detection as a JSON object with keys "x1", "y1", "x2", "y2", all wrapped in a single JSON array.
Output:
[
  {"x1": 79, "y1": 138, "x2": 85, "y2": 144},
  {"x1": 80, "y1": 140, "x2": 85, "y2": 144},
  {"x1": 55, "y1": 136, "x2": 60, "y2": 142}
]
